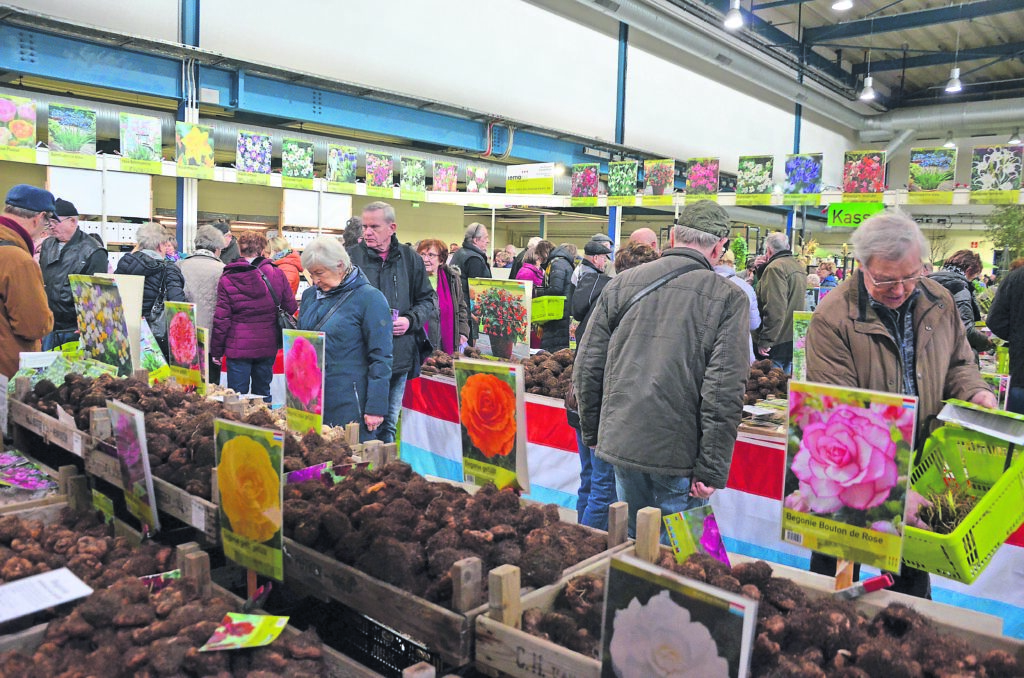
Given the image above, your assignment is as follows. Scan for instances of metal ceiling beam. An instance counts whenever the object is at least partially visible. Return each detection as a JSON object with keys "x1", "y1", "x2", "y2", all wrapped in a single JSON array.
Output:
[
  {"x1": 751, "y1": 0, "x2": 807, "y2": 9},
  {"x1": 853, "y1": 41, "x2": 1024, "y2": 74},
  {"x1": 804, "y1": 0, "x2": 1022, "y2": 44}
]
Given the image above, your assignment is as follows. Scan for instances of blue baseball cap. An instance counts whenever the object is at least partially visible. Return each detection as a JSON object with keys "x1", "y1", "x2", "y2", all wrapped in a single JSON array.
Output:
[{"x1": 5, "y1": 184, "x2": 57, "y2": 214}]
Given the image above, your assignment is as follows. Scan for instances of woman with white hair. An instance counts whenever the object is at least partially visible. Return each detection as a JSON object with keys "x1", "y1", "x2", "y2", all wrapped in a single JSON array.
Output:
[{"x1": 298, "y1": 236, "x2": 393, "y2": 441}]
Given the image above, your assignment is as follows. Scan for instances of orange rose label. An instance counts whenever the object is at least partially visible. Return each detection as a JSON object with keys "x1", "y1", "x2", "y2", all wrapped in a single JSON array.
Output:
[{"x1": 460, "y1": 373, "x2": 517, "y2": 459}]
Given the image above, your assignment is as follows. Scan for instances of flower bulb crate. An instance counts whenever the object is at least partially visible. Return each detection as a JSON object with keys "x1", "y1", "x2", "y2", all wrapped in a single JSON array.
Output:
[
  {"x1": 902, "y1": 427, "x2": 1024, "y2": 583},
  {"x1": 531, "y1": 296, "x2": 565, "y2": 323}
]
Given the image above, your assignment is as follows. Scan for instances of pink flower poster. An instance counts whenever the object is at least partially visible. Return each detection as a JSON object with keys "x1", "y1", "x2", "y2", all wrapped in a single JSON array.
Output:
[
  {"x1": 685, "y1": 157, "x2": 720, "y2": 203},
  {"x1": 0, "y1": 94, "x2": 37, "y2": 163},
  {"x1": 165, "y1": 301, "x2": 204, "y2": 395},
  {"x1": 365, "y1": 151, "x2": 393, "y2": 197},
  {"x1": 570, "y1": 163, "x2": 599, "y2": 206},
  {"x1": 783, "y1": 382, "x2": 918, "y2": 571},
  {"x1": 108, "y1": 399, "x2": 160, "y2": 533},
  {"x1": 283, "y1": 329, "x2": 325, "y2": 435},
  {"x1": 842, "y1": 150, "x2": 887, "y2": 202},
  {"x1": 663, "y1": 505, "x2": 729, "y2": 567}
]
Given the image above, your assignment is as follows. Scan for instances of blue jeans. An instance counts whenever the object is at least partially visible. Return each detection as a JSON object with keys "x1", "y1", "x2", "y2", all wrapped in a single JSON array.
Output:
[
  {"x1": 226, "y1": 356, "x2": 275, "y2": 403},
  {"x1": 42, "y1": 329, "x2": 78, "y2": 351},
  {"x1": 1008, "y1": 386, "x2": 1024, "y2": 415},
  {"x1": 380, "y1": 372, "x2": 409, "y2": 444},
  {"x1": 614, "y1": 468, "x2": 707, "y2": 545},
  {"x1": 576, "y1": 429, "x2": 617, "y2": 530}
]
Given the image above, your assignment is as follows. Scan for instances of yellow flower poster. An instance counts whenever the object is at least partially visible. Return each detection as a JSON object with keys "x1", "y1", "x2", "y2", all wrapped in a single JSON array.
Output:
[
  {"x1": 215, "y1": 419, "x2": 284, "y2": 580},
  {"x1": 175, "y1": 121, "x2": 215, "y2": 180},
  {"x1": 454, "y1": 358, "x2": 528, "y2": 492}
]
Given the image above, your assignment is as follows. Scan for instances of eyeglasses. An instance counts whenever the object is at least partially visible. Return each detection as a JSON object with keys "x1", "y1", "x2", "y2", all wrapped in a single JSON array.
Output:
[
  {"x1": 862, "y1": 268, "x2": 923, "y2": 290},
  {"x1": 420, "y1": 252, "x2": 440, "y2": 259}
]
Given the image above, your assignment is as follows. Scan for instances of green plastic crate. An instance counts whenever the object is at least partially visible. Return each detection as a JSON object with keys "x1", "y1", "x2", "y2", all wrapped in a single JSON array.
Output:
[
  {"x1": 902, "y1": 427, "x2": 1024, "y2": 583},
  {"x1": 532, "y1": 296, "x2": 565, "y2": 323}
]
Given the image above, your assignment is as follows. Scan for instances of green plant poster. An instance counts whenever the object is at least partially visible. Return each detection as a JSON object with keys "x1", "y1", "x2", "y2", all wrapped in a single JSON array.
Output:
[
  {"x1": 326, "y1": 145, "x2": 357, "y2": 193},
  {"x1": 48, "y1": 104, "x2": 97, "y2": 169},
  {"x1": 783, "y1": 153, "x2": 823, "y2": 206},
  {"x1": 907, "y1": 147, "x2": 956, "y2": 205},
  {"x1": 841, "y1": 150, "x2": 886, "y2": 203},
  {"x1": 736, "y1": 155, "x2": 774, "y2": 206},
  {"x1": 283, "y1": 329, "x2": 325, "y2": 435},
  {"x1": 119, "y1": 113, "x2": 163, "y2": 174},
  {"x1": 970, "y1": 144, "x2": 1023, "y2": 205},
  {"x1": 643, "y1": 159, "x2": 675, "y2": 205},
  {"x1": 175, "y1": 121, "x2": 215, "y2": 180},
  {"x1": 433, "y1": 160, "x2": 458, "y2": 192},
  {"x1": 365, "y1": 151, "x2": 393, "y2": 197},
  {"x1": 570, "y1": 163, "x2": 599, "y2": 206},
  {"x1": 281, "y1": 138, "x2": 314, "y2": 190},
  {"x1": 401, "y1": 157, "x2": 427, "y2": 200},
  {"x1": 607, "y1": 160, "x2": 638, "y2": 206},
  {"x1": 0, "y1": 95, "x2": 37, "y2": 163},
  {"x1": 235, "y1": 130, "x2": 272, "y2": 185},
  {"x1": 685, "y1": 157, "x2": 720, "y2": 204}
]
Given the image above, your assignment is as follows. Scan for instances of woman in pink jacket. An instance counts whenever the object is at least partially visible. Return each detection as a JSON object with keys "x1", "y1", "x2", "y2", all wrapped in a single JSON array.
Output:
[{"x1": 514, "y1": 246, "x2": 546, "y2": 348}]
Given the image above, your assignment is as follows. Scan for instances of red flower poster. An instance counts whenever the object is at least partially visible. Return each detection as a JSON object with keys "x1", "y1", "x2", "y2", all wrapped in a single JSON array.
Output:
[
  {"x1": 468, "y1": 279, "x2": 531, "y2": 361},
  {"x1": 165, "y1": 301, "x2": 204, "y2": 395},
  {"x1": 454, "y1": 358, "x2": 528, "y2": 492},
  {"x1": 282, "y1": 329, "x2": 325, "y2": 435},
  {"x1": 842, "y1": 150, "x2": 887, "y2": 202}
]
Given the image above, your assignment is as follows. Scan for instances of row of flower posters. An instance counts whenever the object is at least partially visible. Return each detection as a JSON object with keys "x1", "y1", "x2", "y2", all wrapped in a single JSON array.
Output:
[
  {"x1": 400, "y1": 157, "x2": 427, "y2": 201},
  {"x1": 783, "y1": 153, "x2": 823, "y2": 205},
  {"x1": 736, "y1": 155, "x2": 774, "y2": 205},
  {"x1": 48, "y1": 104, "x2": 97, "y2": 169},
  {"x1": 454, "y1": 358, "x2": 529, "y2": 493},
  {"x1": 175, "y1": 121, "x2": 215, "y2": 180},
  {"x1": 907, "y1": 147, "x2": 956, "y2": 204},
  {"x1": 607, "y1": 160, "x2": 638, "y2": 206},
  {"x1": 570, "y1": 163, "x2": 599, "y2": 206},
  {"x1": 119, "y1": 113, "x2": 163, "y2": 174},
  {"x1": 0, "y1": 95, "x2": 37, "y2": 163},
  {"x1": 326, "y1": 144, "x2": 358, "y2": 193},
  {"x1": 970, "y1": 144, "x2": 1023, "y2": 205},
  {"x1": 783, "y1": 381, "x2": 918, "y2": 572},
  {"x1": 468, "y1": 278, "x2": 532, "y2": 361},
  {"x1": 365, "y1": 151, "x2": 393, "y2": 197},
  {"x1": 166, "y1": 302, "x2": 204, "y2": 394},
  {"x1": 433, "y1": 160, "x2": 458, "y2": 192},
  {"x1": 281, "y1": 138, "x2": 314, "y2": 190},
  {"x1": 602, "y1": 554, "x2": 757, "y2": 678},
  {"x1": 842, "y1": 150, "x2": 886, "y2": 202},
  {"x1": 685, "y1": 157, "x2": 720, "y2": 203},
  {"x1": 283, "y1": 329, "x2": 325, "y2": 435},
  {"x1": 108, "y1": 399, "x2": 161, "y2": 533},
  {"x1": 215, "y1": 418, "x2": 284, "y2": 581},
  {"x1": 69, "y1": 274, "x2": 133, "y2": 377},
  {"x1": 236, "y1": 130, "x2": 273, "y2": 185},
  {"x1": 643, "y1": 158, "x2": 675, "y2": 205}
]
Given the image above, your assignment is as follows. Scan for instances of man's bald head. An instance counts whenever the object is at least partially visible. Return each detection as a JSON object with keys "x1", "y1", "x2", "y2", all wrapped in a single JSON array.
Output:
[{"x1": 629, "y1": 227, "x2": 659, "y2": 254}]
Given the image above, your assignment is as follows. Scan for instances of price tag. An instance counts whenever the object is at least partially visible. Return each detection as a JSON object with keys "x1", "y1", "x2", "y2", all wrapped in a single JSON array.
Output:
[
  {"x1": 191, "y1": 499, "x2": 206, "y2": 532},
  {"x1": 72, "y1": 433, "x2": 82, "y2": 456},
  {"x1": 0, "y1": 568, "x2": 93, "y2": 623}
]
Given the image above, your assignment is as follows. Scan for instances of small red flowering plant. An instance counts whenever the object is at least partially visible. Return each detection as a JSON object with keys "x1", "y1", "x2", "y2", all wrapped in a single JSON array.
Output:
[{"x1": 475, "y1": 286, "x2": 528, "y2": 343}]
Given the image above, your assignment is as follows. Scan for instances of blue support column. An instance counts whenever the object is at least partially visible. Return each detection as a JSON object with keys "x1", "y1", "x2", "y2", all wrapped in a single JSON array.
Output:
[
  {"x1": 787, "y1": 102, "x2": 803, "y2": 238},
  {"x1": 615, "y1": 22, "x2": 628, "y2": 146},
  {"x1": 177, "y1": 0, "x2": 200, "y2": 248},
  {"x1": 608, "y1": 207, "x2": 621, "y2": 249},
  {"x1": 539, "y1": 215, "x2": 547, "y2": 239}
]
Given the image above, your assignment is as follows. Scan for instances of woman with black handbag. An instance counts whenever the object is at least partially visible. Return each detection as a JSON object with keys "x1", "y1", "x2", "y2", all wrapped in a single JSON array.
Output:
[{"x1": 211, "y1": 231, "x2": 296, "y2": 402}]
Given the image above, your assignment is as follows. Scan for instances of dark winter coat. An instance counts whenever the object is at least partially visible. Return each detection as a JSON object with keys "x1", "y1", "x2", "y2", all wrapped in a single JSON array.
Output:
[
  {"x1": 538, "y1": 245, "x2": 575, "y2": 351},
  {"x1": 114, "y1": 251, "x2": 186, "y2": 317},
  {"x1": 753, "y1": 249, "x2": 805, "y2": 352},
  {"x1": 928, "y1": 268, "x2": 991, "y2": 354},
  {"x1": 298, "y1": 268, "x2": 393, "y2": 441},
  {"x1": 987, "y1": 265, "x2": 1024, "y2": 388},
  {"x1": 40, "y1": 228, "x2": 108, "y2": 331},
  {"x1": 571, "y1": 258, "x2": 611, "y2": 342},
  {"x1": 210, "y1": 257, "x2": 296, "y2": 360},
  {"x1": 347, "y1": 235, "x2": 436, "y2": 377},
  {"x1": 220, "y1": 238, "x2": 240, "y2": 265},
  {"x1": 449, "y1": 240, "x2": 491, "y2": 344}
]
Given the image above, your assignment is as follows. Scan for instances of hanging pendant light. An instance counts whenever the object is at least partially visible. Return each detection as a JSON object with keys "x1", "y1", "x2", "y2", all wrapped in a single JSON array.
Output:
[
  {"x1": 1010, "y1": 128, "x2": 1022, "y2": 145},
  {"x1": 832, "y1": 0, "x2": 854, "y2": 10},
  {"x1": 943, "y1": 132, "x2": 957, "y2": 149},
  {"x1": 724, "y1": 0, "x2": 744, "y2": 30},
  {"x1": 945, "y1": 67, "x2": 962, "y2": 93},
  {"x1": 860, "y1": 75, "x2": 876, "y2": 100}
]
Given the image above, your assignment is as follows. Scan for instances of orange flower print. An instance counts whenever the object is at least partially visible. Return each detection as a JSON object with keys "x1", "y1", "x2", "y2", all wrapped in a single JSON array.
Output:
[{"x1": 460, "y1": 373, "x2": 517, "y2": 458}]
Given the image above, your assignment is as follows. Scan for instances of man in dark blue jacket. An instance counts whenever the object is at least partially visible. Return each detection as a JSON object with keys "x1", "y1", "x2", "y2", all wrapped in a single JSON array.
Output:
[{"x1": 347, "y1": 201, "x2": 437, "y2": 443}]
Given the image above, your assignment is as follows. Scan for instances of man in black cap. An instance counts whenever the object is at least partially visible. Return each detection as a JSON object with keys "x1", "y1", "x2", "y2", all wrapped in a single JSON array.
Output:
[
  {"x1": 574, "y1": 200, "x2": 748, "y2": 540},
  {"x1": 211, "y1": 218, "x2": 240, "y2": 264},
  {"x1": 40, "y1": 199, "x2": 108, "y2": 350},
  {"x1": 0, "y1": 184, "x2": 56, "y2": 377}
]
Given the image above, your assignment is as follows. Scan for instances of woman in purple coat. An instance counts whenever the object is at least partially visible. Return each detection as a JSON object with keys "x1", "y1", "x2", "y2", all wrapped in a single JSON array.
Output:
[{"x1": 211, "y1": 231, "x2": 297, "y2": 402}]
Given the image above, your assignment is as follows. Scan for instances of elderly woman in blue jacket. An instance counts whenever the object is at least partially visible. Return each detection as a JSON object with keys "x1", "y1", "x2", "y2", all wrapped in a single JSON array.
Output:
[{"x1": 298, "y1": 237, "x2": 393, "y2": 442}]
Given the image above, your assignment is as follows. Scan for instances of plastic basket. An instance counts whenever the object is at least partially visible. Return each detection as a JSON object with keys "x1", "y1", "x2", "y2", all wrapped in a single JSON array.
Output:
[
  {"x1": 902, "y1": 426, "x2": 1024, "y2": 583},
  {"x1": 532, "y1": 295, "x2": 565, "y2": 323}
]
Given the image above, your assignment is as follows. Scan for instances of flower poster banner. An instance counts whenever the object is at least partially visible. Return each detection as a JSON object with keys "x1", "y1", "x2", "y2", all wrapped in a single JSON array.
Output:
[
  {"x1": 48, "y1": 104, "x2": 97, "y2": 169},
  {"x1": 907, "y1": 147, "x2": 956, "y2": 204},
  {"x1": 643, "y1": 158, "x2": 675, "y2": 205},
  {"x1": 468, "y1": 278, "x2": 531, "y2": 361},
  {"x1": 791, "y1": 311, "x2": 813, "y2": 381},
  {"x1": 466, "y1": 165, "x2": 489, "y2": 193},
  {"x1": 283, "y1": 329, "x2": 325, "y2": 435},
  {"x1": 400, "y1": 156, "x2": 427, "y2": 201},
  {"x1": 119, "y1": 113, "x2": 163, "y2": 174},
  {"x1": 281, "y1": 138, "x2": 315, "y2": 190},
  {"x1": 175, "y1": 121, "x2": 215, "y2": 180},
  {"x1": 736, "y1": 155, "x2": 774, "y2": 206},
  {"x1": 365, "y1": 151, "x2": 393, "y2": 197},
  {"x1": 783, "y1": 381, "x2": 919, "y2": 571},
  {"x1": 602, "y1": 554, "x2": 757, "y2": 678},
  {"x1": 570, "y1": 163, "x2": 599, "y2": 206},
  {"x1": 842, "y1": 150, "x2": 886, "y2": 202},
  {"x1": 215, "y1": 418, "x2": 285, "y2": 580},
  {"x1": 0, "y1": 95, "x2": 37, "y2": 163},
  {"x1": 199, "y1": 613, "x2": 289, "y2": 652},
  {"x1": 783, "y1": 153, "x2": 823, "y2": 205},
  {"x1": 69, "y1": 275, "x2": 132, "y2": 377},
  {"x1": 607, "y1": 160, "x2": 638, "y2": 206},
  {"x1": 433, "y1": 160, "x2": 458, "y2": 192},
  {"x1": 454, "y1": 358, "x2": 528, "y2": 493},
  {"x1": 326, "y1": 144, "x2": 358, "y2": 193},
  {"x1": 108, "y1": 399, "x2": 160, "y2": 533},
  {"x1": 236, "y1": 131, "x2": 273, "y2": 185},
  {"x1": 970, "y1": 144, "x2": 1023, "y2": 205},
  {"x1": 685, "y1": 157, "x2": 720, "y2": 203},
  {"x1": 663, "y1": 505, "x2": 729, "y2": 567},
  {"x1": 165, "y1": 301, "x2": 203, "y2": 394}
]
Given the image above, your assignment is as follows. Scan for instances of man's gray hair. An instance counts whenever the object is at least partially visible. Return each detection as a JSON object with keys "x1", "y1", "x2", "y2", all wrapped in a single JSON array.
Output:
[
  {"x1": 673, "y1": 225, "x2": 722, "y2": 250},
  {"x1": 301, "y1": 236, "x2": 351, "y2": 272},
  {"x1": 194, "y1": 224, "x2": 226, "y2": 253},
  {"x1": 3, "y1": 205, "x2": 40, "y2": 220},
  {"x1": 136, "y1": 222, "x2": 171, "y2": 251},
  {"x1": 465, "y1": 222, "x2": 487, "y2": 240},
  {"x1": 362, "y1": 201, "x2": 396, "y2": 224},
  {"x1": 765, "y1": 232, "x2": 790, "y2": 253},
  {"x1": 852, "y1": 210, "x2": 929, "y2": 264}
]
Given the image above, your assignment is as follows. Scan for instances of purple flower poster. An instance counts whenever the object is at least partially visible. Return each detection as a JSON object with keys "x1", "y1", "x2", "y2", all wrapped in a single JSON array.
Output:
[
  {"x1": 783, "y1": 381, "x2": 918, "y2": 571},
  {"x1": 326, "y1": 145, "x2": 357, "y2": 193},
  {"x1": 365, "y1": 151, "x2": 393, "y2": 197},
  {"x1": 119, "y1": 113, "x2": 163, "y2": 174},
  {"x1": 433, "y1": 161, "x2": 458, "y2": 192},
  {"x1": 69, "y1": 274, "x2": 132, "y2": 377},
  {"x1": 663, "y1": 505, "x2": 729, "y2": 566},
  {"x1": 570, "y1": 163, "x2": 599, "y2": 206},
  {"x1": 842, "y1": 150, "x2": 886, "y2": 202},
  {"x1": 108, "y1": 399, "x2": 160, "y2": 533},
  {"x1": 685, "y1": 157, "x2": 720, "y2": 203},
  {"x1": 236, "y1": 130, "x2": 272, "y2": 185},
  {"x1": 283, "y1": 329, "x2": 325, "y2": 435},
  {"x1": 783, "y1": 153, "x2": 823, "y2": 206}
]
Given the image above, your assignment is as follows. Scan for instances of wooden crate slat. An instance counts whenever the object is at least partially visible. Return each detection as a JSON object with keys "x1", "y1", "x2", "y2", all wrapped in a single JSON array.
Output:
[{"x1": 152, "y1": 477, "x2": 219, "y2": 541}]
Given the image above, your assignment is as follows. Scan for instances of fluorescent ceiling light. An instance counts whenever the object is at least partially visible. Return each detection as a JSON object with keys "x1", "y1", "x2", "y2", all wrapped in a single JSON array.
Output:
[
  {"x1": 1010, "y1": 128, "x2": 1022, "y2": 145},
  {"x1": 943, "y1": 132, "x2": 956, "y2": 149},
  {"x1": 832, "y1": 0, "x2": 854, "y2": 10},
  {"x1": 724, "y1": 0, "x2": 743, "y2": 30},
  {"x1": 859, "y1": 76, "x2": 876, "y2": 101},
  {"x1": 945, "y1": 67, "x2": 962, "y2": 93}
]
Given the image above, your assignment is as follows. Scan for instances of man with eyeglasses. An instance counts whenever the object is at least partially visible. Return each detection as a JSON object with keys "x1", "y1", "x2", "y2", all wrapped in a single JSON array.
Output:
[
  {"x1": 0, "y1": 184, "x2": 56, "y2": 378},
  {"x1": 40, "y1": 199, "x2": 108, "y2": 351},
  {"x1": 805, "y1": 210, "x2": 995, "y2": 598}
]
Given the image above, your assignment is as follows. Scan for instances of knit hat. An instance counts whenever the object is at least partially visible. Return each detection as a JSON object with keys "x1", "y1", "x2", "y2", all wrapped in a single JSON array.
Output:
[
  {"x1": 211, "y1": 218, "x2": 231, "y2": 235},
  {"x1": 584, "y1": 238, "x2": 612, "y2": 255},
  {"x1": 54, "y1": 198, "x2": 78, "y2": 217},
  {"x1": 677, "y1": 200, "x2": 730, "y2": 238},
  {"x1": 5, "y1": 184, "x2": 56, "y2": 214}
]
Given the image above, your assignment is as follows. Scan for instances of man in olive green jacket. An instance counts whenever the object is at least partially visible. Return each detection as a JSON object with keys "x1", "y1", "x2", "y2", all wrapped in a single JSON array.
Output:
[{"x1": 754, "y1": 232, "x2": 806, "y2": 373}]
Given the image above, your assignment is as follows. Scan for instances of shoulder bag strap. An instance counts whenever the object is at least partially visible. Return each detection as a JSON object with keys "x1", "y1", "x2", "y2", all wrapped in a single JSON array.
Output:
[
  {"x1": 257, "y1": 267, "x2": 283, "y2": 311},
  {"x1": 609, "y1": 260, "x2": 705, "y2": 333},
  {"x1": 0, "y1": 239, "x2": 18, "y2": 247},
  {"x1": 313, "y1": 289, "x2": 357, "y2": 331}
]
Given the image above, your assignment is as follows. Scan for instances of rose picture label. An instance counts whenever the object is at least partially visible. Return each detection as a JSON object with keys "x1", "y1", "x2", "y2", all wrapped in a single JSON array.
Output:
[{"x1": 283, "y1": 330, "x2": 325, "y2": 435}]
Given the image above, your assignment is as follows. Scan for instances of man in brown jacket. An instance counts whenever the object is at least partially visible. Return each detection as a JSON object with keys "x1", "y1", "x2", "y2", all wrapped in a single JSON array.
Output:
[
  {"x1": 805, "y1": 210, "x2": 994, "y2": 598},
  {"x1": 0, "y1": 184, "x2": 56, "y2": 378}
]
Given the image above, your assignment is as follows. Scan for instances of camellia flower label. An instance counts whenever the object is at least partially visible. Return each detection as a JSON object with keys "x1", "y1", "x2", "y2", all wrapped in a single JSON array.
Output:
[{"x1": 165, "y1": 302, "x2": 204, "y2": 395}]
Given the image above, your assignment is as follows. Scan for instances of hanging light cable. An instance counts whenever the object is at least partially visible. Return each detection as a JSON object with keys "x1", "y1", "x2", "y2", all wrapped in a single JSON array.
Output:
[
  {"x1": 860, "y1": 21, "x2": 876, "y2": 101},
  {"x1": 945, "y1": 7, "x2": 963, "y2": 93},
  {"x1": 724, "y1": 0, "x2": 744, "y2": 30}
]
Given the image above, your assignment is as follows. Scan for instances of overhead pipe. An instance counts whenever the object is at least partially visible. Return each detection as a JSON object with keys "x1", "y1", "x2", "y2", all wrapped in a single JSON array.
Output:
[
  {"x1": 859, "y1": 97, "x2": 1024, "y2": 138},
  {"x1": 883, "y1": 128, "x2": 917, "y2": 157}
]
